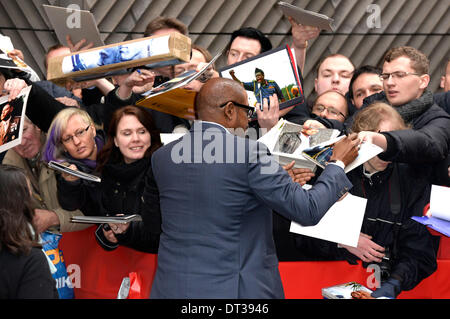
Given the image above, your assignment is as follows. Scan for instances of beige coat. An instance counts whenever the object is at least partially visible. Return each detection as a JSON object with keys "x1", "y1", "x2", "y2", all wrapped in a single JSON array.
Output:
[{"x1": 2, "y1": 137, "x2": 92, "y2": 233}]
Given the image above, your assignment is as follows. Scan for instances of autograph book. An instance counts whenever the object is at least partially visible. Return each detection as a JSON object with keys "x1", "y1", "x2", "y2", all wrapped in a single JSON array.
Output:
[
  {"x1": 258, "y1": 119, "x2": 340, "y2": 170},
  {"x1": 71, "y1": 214, "x2": 142, "y2": 224},
  {"x1": 48, "y1": 161, "x2": 101, "y2": 183},
  {"x1": 301, "y1": 136, "x2": 384, "y2": 173}
]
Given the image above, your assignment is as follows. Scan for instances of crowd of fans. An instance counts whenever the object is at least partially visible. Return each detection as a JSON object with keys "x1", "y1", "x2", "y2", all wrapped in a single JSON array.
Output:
[{"x1": 0, "y1": 13, "x2": 449, "y2": 299}]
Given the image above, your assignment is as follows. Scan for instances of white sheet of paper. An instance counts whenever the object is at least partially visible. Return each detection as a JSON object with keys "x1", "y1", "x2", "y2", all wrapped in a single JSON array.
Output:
[
  {"x1": 160, "y1": 133, "x2": 185, "y2": 145},
  {"x1": 429, "y1": 185, "x2": 450, "y2": 221},
  {"x1": 344, "y1": 142, "x2": 384, "y2": 173},
  {"x1": 43, "y1": 5, "x2": 104, "y2": 48},
  {"x1": 290, "y1": 192, "x2": 367, "y2": 247}
]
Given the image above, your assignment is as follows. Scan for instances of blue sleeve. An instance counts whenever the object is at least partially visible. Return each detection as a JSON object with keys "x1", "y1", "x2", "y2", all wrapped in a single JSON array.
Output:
[
  {"x1": 242, "y1": 81, "x2": 254, "y2": 92},
  {"x1": 247, "y1": 141, "x2": 353, "y2": 226}
]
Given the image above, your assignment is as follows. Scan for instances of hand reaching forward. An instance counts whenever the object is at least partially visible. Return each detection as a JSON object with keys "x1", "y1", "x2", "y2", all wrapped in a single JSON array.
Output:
[
  {"x1": 66, "y1": 35, "x2": 94, "y2": 52},
  {"x1": 2, "y1": 78, "x2": 28, "y2": 101},
  {"x1": 117, "y1": 69, "x2": 155, "y2": 98},
  {"x1": 289, "y1": 16, "x2": 320, "y2": 48},
  {"x1": 340, "y1": 233, "x2": 386, "y2": 263}
]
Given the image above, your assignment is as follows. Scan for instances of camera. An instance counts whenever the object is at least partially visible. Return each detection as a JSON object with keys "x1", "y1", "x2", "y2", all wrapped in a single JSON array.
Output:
[{"x1": 378, "y1": 247, "x2": 392, "y2": 282}]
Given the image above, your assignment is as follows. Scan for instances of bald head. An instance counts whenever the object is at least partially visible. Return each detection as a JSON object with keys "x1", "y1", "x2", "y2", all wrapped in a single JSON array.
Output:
[
  {"x1": 195, "y1": 78, "x2": 249, "y2": 129},
  {"x1": 311, "y1": 90, "x2": 348, "y2": 122}
]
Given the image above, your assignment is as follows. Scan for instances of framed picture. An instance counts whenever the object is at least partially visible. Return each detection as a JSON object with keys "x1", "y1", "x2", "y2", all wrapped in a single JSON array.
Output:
[{"x1": 219, "y1": 45, "x2": 304, "y2": 111}]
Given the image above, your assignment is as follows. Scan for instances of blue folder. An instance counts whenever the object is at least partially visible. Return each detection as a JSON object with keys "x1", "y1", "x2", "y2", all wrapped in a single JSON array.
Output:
[{"x1": 411, "y1": 216, "x2": 450, "y2": 237}]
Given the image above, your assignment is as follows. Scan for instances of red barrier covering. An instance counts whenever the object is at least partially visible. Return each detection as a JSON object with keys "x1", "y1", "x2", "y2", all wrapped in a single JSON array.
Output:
[
  {"x1": 60, "y1": 226, "x2": 157, "y2": 299},
  {"x1": 279, "y1": 260, "x2": 450, "y2": 299},
  {"x1": 60, "y1": 226, "x2": 450, "y2": 299}
]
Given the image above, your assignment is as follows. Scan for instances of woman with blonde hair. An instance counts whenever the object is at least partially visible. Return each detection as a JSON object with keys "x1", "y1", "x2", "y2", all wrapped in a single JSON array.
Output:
[
  {"x1": 42, "y1": 107, "x2": 104, "y2": 173},
  {"x1": 56, "y1": 105, "x2": 162, "y2": 253}
]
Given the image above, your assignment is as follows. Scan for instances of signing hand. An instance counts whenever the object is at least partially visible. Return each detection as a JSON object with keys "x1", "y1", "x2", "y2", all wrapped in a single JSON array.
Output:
[{"x1": 330, "y1": 133, "x2": 360, "y2": 167}]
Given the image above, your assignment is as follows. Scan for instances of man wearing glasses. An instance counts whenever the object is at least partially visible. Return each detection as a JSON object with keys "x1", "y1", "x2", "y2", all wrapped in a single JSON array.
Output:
[
  {"x1": 311, "y1": 90, "x2": 348, "y2": 123},
  {"x1": 358, "y1": 46, "x2": 450, "y2": 186}
]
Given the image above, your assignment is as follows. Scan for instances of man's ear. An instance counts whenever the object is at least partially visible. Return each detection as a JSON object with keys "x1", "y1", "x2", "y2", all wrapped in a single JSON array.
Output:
[
  {"x1": 223, "y1": 101, "x2": 235, "y2": 122},
  {"x1": 441, "y1": 76, "x2": 445, "y2": 89},
  {"x1": 419, "y1": 74, "x2": 431, "y2": 90}
]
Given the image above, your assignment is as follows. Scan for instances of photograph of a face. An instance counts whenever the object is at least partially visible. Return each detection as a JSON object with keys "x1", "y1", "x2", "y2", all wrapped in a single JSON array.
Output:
[
  {"x1": 0, "y1": 86, "x2": 31, "y2": 154},
  {"x1": 219, "y1": 45, "x2": 304, "y2": 111}
]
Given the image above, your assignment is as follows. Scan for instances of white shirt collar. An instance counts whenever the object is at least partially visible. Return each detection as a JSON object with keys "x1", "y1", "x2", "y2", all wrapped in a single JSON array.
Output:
[{"x1": 194, "y1": 120, "x2": 231, "y2": 134}]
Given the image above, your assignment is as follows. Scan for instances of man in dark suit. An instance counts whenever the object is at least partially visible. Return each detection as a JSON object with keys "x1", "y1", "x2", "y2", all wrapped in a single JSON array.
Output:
[{"x1": 146, "y1": 78, "x2": 360, "y2": 299}]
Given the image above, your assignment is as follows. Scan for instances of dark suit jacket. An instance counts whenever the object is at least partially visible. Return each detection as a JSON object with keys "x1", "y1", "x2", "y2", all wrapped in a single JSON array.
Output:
[{"x1": 149, "y1": 121, "x2": 352, "y2": 298}]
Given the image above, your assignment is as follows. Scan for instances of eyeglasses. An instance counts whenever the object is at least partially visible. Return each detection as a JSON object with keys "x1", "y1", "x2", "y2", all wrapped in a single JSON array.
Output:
[
  {"x1": 61, "y1": 125, "x2": 90, "y2": 144},
  {"x1": 312, "y1": 104, "x2": 346, "y2": 119},
  {"x1": 379, "y1": 71, "x2": 421, "y2": 81},
  {"x1": 219, "y1": 101, "x2": 255, "y2": 118}
]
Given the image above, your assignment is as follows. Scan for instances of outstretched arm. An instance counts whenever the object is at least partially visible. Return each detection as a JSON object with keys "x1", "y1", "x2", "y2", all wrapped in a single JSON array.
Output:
[{"x1": 289, "y1": 17, "x2": 320, "y2": 74}]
